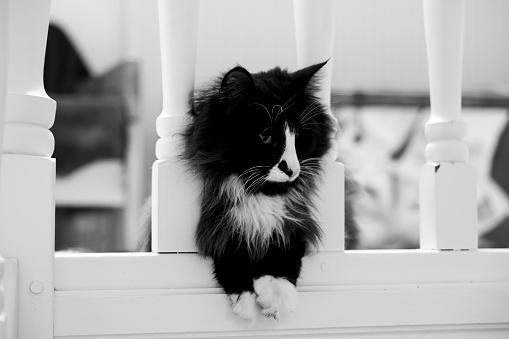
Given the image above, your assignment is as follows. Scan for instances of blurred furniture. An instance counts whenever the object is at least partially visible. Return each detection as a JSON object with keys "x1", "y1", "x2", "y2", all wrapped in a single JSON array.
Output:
[
  {"x1": 45, "y1": 24, "x2": 138, "y2": 252},
  {"x1": 332, "y1": 90, "x2": 509, "y2": 249}
]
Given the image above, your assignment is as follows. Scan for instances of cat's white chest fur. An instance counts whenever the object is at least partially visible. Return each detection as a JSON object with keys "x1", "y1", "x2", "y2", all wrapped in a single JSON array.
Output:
[
  {"x1": 231, "y1": 193, "x2": 286, "y2": 241},
  {"x1": 221, "y1": 176, "x2": 288, "y2": 243}
]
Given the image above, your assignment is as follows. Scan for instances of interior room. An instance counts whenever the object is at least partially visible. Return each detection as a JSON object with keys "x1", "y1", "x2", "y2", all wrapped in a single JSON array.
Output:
[
  {"x1": 2, "y1": 0, "x2": 509, "y2": 337},
  {"x1": 46, "y1": 0, "x2": 509, "y2": 252}
]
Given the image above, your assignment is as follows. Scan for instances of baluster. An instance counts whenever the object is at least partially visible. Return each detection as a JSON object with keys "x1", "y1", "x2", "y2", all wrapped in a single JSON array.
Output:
[
  {"x1": 151, "y1": 0, "x2": 200, "y2": 252},
  {"x1": 294, "y1": 0, "x2": 344, "y2": 251},
  {"x1": 420, "y1": 0, "x2": 477, "y2": 250},
  {"x1": 0, "y1": 0, "x2": 55, "y2": 337},
  {"x1": 0, "y1": 5, "x2": 7, "y2": 338}
]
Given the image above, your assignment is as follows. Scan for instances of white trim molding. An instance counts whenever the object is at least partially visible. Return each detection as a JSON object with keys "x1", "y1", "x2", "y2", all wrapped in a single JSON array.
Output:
[{"x1": 54, "y1": 250, "x2": 509, "y2": 338}]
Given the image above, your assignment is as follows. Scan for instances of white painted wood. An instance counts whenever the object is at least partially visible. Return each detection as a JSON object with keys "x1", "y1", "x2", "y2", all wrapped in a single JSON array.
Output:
[
  {"x1": 294, "y1": 0, "x2": 344, "y2": 252},
  {"x1": 4, "y1": 0, "x2": 56, "y2": 157},
  {"x1": 293, "y1": 0, "x2": 335, "y2": 111},
  {"x1": 54, "y1": 282, "x2": 509, "y2": 337},
  {"x1": 314, "y1": 161, "x2": 345, "y2": 251},
  {"x1": 155, "y1": 0, "x2": 199, "y2": 159},
  {"x1": 151, "y1": 157, "x2": 346, "y2": 254},
  {"x1": 0, "y1": 156, "x2": 55, "y2": 339},
  {"x1": 294, "y1": 0, "x2": 339, "y2": 162},
  {"x1": 152, "y1": 0, "x2": 200, "y2": 253},
  {"x1": 420, "y1": 0, "x2": 477, "y2": 250},
  {"x1": 0, "y1": 256, "x2": 5, "y2": 339},
  {"x1": 151, "y1": 158, "x2": 201, "y2": 253},
  {"x1": 0, "y1": 4, "x2": 7, "y2": 333},
  {"x1": 54, "y1": 250, "x2": 509, "y2": 291},
  {"x1": 420, "y1": 163, "x2": 477, "y2": 249},
  {"x1": 0, "y1": 1, "x2": 55, "y2": 338},
  {"x1": 0, "y1": 0, "x2": 7, "y2": 163},
  {"x1": 423, "y1": 0, "x2": 465, "y2": 144},
  {"x1": 2, "y1": 258, "x2": 18, "y2": 339},
  {"x1": 52, "y1": 326, "x2": 509, "y2": 339}
]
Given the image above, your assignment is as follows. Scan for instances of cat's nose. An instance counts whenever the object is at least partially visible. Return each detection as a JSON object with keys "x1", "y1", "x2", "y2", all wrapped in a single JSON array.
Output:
[
  {"x1": 278, "y1": 161, "x2": 293, "y2": 177},
  {"x1": 279, "y1": 160, "x2": 300, "y2": 180}
]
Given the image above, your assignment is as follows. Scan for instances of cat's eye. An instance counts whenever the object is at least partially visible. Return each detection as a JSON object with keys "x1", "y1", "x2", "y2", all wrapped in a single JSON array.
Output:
[
  {"x1": 259, "y1": 133, "x2": 272, "y2": 144},
  {"x1": 259, "y1": 128, "x2": 273, "y2": 144}
]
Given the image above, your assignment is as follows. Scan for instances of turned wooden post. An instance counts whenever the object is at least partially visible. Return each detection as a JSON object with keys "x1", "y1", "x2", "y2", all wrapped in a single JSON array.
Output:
[
  {"x1": 152, "y1": 0, "x2": 200, "y2": 253},
  {"x1": 0, "y1": 0, "x2": 55, "y2": 337},
  {"x1": 294, "y1": 0, "x2": 344, "y2": 251},
  {"x1": 0, "y1": 4, "x2": 7, "y2": 339},
  {"x1": 420, "y1": 0, "x2": 477, "y2": 250}
]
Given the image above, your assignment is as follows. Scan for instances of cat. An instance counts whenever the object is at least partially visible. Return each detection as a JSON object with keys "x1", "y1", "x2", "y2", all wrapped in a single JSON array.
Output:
[{"x1": 140, "y1": 61, "x2": 357, "y2": 322}]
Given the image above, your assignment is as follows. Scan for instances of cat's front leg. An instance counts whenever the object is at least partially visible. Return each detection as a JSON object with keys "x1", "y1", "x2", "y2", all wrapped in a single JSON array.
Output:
[
  {"x1": 213, "y1": 248, "x2": 259, "y2": 322},
  {"x1": 253, "y1": 242, "x2": 305, "y2": 320},
  {"x1": 228, "y1": 291, "x2": 258, "y2": 322},
  {"x1": 253, "y1": 274, "x2": 298, "y2": 320}
]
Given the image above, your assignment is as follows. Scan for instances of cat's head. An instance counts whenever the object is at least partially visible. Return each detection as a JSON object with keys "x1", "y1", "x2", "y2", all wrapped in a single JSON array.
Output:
[{"x1": 186, "y1": 61, "x2": 334, "y2": 195}]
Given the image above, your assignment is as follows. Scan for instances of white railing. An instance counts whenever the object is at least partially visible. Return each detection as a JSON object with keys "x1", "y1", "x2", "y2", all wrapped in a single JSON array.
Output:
[
  {"x1": 0, "y1": 0, "x2": 508, "y2": 338},
  {"x1": 0, "y1": 1, "x2": 7, "y2": 337},
  {"x1": 0, "y1": 0, "x2": 55, "y2": 338},
  {"x1": 420, "y1": 0, "x2": 477, "y2": 250}
]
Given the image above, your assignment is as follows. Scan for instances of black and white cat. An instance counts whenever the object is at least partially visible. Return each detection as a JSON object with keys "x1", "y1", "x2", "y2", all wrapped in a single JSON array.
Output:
[{"x1": 140, "y1": 61, "x2": 357, "y2": 322}]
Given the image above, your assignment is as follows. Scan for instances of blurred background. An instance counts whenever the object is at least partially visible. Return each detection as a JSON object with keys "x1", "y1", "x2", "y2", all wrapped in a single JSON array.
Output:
[{"x1": 46, "y1": 0, "x2": 509, "y2": 252}]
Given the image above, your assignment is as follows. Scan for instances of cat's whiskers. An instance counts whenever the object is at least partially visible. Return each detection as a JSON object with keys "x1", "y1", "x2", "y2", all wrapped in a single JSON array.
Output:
[
  {"x1": 300, "y1": 109, "x2": 323, "y2": 126},
  {"x1": 300, "y1": 157, "x2": 322, "y2": 164},
  {"x1": 248, "y1": 103, "x2": 272, "y2": 124},
  {"x1": 301, "y1": 120, "x2": 327, "y2": 127},
  {"x1": 299, "y1": 101, "x2": 321, "y2": 123},
  {"x1": 234, "y1": 166, "x2": 264, "y2": 196},
  {"x1": 245, "y1": 173, "x2": 265, "y2": 192},
  {"x1": 299, "y1": 158, "x2": 323, "y2": 180},
  {"x1": 301, "y1": 127, "x2": 323, "y2": 136},
  {"x1": 240, "y1": 167, "x2": 269, "y2": 182},
  {"x1": 275, "y1": 96, "x2": 297, "y2": 121},
  {"x1": 300, "y1": 119, "x2": 328, "y2": 136},
  {"x1": 281, "y1": 94, "x2": 297, "y2": 110},
  {"x1": 246, "y1": 174, "x2": 268, "y2": 195},
  {"x1": 239, "y1": 166, "x2": 267, "y2": 179}
]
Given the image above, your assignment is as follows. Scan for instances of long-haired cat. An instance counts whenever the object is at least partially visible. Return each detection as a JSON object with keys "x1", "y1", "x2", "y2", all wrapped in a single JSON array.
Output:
[{"x1": 140, "y1": 61, "x2": 357, "y2": 322}]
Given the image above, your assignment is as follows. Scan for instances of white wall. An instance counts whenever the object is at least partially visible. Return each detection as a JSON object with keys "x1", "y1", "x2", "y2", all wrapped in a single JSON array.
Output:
[{"x1": 49, "y1": 0, "x2": 509, "y2": 202}]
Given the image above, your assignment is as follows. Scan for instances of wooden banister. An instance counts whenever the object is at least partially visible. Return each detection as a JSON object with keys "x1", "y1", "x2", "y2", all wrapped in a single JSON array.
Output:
[
  {"x1": 151, "y1": 0, "x2": 200, "y2": 253},
  {"x1": 0, "y1": 0, "x2": 55, "y2": 338},
  {"x1": 3, "y1": 0, "x2": 55, "y2": 157},
  {"x1": 420, "y1": 0, "x2": 478, "y2": 250},
  {"x1": 51, "y1": 1, "x2": 509, "y2": 337},
  {"x1": 294, "y1": 0, "x2": 344, "y2": 251}
]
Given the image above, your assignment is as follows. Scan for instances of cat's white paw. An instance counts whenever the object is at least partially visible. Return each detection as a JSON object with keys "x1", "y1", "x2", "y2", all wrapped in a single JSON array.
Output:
[
  {"x1": 253, "y1": 275, "x2": 298, "y2": 320},
  {"x1": 229, "y1": 291, "x2": 258, "y2": 323}
]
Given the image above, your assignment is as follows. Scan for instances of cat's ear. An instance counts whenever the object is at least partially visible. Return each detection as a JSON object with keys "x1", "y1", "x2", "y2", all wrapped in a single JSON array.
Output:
[
  {"x1": 292, "y1": 59, "x2": 329, "y2": 89},
  {"x1": 219, "y1": 66, "x2": 255, "y2": 105}
]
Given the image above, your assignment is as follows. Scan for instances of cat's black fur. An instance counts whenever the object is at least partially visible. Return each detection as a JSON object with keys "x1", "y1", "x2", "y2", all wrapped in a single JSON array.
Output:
[{"x1": 140, "y1": 61, "x2": 357, "y2": 321}]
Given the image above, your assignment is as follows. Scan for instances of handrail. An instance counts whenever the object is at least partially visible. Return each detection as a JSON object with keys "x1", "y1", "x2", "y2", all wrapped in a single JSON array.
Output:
[
  {"x1": 420, "y1": 0, "x2": 477, "y2": 250},
  {"x1": 0, "y1": 1, "x2": 55, "y2": 338}
]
